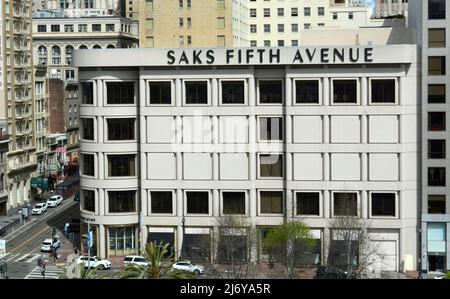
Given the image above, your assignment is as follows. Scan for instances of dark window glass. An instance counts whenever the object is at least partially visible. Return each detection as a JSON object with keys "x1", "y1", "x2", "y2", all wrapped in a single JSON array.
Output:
[
  {"x1": 259, "y1": 80, "x2": 283, "y2": 104},
  {"x1": 371, "y1": 79, "x2": 395, "y2": 103},
  {"x1": 186, "y1": 192, "x2": 209, "y2": 214},
  {"x1": 371, "y1": 193, "x2": 396, "y2": 217},
  {"x1": 108, "y1": 155, "x2": 136, "y2": 177},
  {"x1": 428, "y1": 195, "x2": 446, "y2": 214},
  {"x1": 185, "y1": 81, "x2": 208, "y2": 104},
  {"x1": 149, "y1": 82, "x2": 171, "y2": 104},
  {"x1": 428, "y1": 167, "x2": 446, "y2": 186},
  {"x1": 428, "y1": 112, "x2": 446, "y2": 131},
  {"x1": 296, "y1": 192, "x2": 320, "y2": 216},
  {"x1": 428, "y1": 84, "x2": 446, "y2": 103},
  {"x1": 51, "y1": 24, "x2": 60, "y2": 32},
  {"x1": 82, "y1": 154, "x2": 94, "y2": 176},
  {"x1": 429, "y1": 28, "x2": 446, "y2": 48},
  {"x1": 81, "y1": 82, "x2": 93, "y2": 104},
  {"x1": 221, "y1": 81, "x2": 245, "y2": 104},
  {"x1": 151, "y1": 191, "x2": 173, "y2": 214},
  {"x1": 428, "y1": 140, "x2": 446, "y2": 159},
  {"x1": 296, "y1": 80, "x2": 319, "y2": 103},
  {"x1": 260, "y1": 191, "x2": 283, "y2": 214},
  {"x1": 217, "y1": 235, "x2": 247, "y2": 262},
  {"x1": 260, "y1": 117, "x2": 283, "y2": 141},
  {"x1": 108, "y1": 191, "x2": 136, "y2": 213},
  {"x1": 429, "y1": 0, "x2": 446, "y2": 19},
  {"x1": 223, "y1": 192, "x2": 245, "y2": 215},
  {"x1": 333, "y1": 193, "x2": 357, "y2": 216},
  {"x1": 106, "y1": 82, "x2": 135, "y2": 104},
  {"x1": 81, "y1": 118, "x2": 94, "y2": 140},
  {"x1": 37, "y1": 25, "x2": 47, "y2": 32},
  {"x1": 260, "y1": 154, "x2": 283, "y2": 177},
  {"x1": 428, "y1": 56, "x2": 446, "y2": 75},
  {"x1": 92, "y1": 24, "x2": 102, "y2": 31},
  {"x1": 82, "y1": 189, "x2": 95, "y2": 212},
  {"x1": 107, "y1": 119, "x2": 135, "y2": 140},
  {"x1": 333, "y1": 80, "x2": 357, "y2": 103}
]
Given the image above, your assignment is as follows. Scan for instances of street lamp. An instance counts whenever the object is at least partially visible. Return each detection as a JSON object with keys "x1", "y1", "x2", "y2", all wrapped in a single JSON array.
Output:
[{"x1": 180, "y1": 216, "x2": 186, "y2": 260}]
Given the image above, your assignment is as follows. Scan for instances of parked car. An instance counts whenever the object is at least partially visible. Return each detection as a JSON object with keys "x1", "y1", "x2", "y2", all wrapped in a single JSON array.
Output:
[
  {"x1": 46, "y1": 195, "x2": 63, "y2": 208},
  {"x1": 77, "y1": 256, "x2": 112, "y2": 270},
  {"x1": 31, "y1": 203, "x2": 48, "y2": 215},
  {"x1": 40, "y1": 238, "x2": 61, "y2": 252},
  {"x1": 314, "y1": 266, "x2": 352, "y2": 279},
  {"x1": 124, "y1": 256, "x2": 149, "y2": 267},
  {"x1": 172, "y1": 260, "x2": 204, "y2": 275}
]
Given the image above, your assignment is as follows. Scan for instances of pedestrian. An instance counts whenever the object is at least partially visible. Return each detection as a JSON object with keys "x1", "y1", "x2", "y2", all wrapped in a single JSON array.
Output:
[{"x1": 54, "y1": 248, "x2": 59, "y2": 262}]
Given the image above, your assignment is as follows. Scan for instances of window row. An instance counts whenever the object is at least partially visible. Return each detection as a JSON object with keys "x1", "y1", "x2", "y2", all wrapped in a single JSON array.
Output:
[
  {"x1": 81, "y1": 189, "x2": 399, "y2": 218},
  {"x1": 36, "y1": 23, "x2": 131, "y2": 33},
  {"x1": 80, "y1": 78, "x2": 398, "y2": 106},
  {"x1": 250, "y1": 7, "x2": 325, "y2": 18},
  {"x1": 250, "y1": 22, "x2": 323, "y2": 34}
]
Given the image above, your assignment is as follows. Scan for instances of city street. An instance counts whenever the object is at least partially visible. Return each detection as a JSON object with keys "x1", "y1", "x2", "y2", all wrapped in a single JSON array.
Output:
[{"x1": 0, "y1": 196, "x2": 79, "y2": 279}]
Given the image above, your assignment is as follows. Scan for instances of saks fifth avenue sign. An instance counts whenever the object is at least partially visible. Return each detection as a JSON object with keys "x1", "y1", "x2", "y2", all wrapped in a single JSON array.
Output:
[{"x1": 166, "y1": 47, "x2": 374, "y2": 66}]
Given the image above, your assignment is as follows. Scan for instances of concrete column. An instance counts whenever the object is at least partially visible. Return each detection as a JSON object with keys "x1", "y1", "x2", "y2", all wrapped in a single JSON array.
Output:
[
  {"x1": 98, "y1": 152, "x2": 104, "y2": 180},
  {"x1": 140, "y1": 152, "x2": 147, "y2": 181},
  {"x1": 323, "y1": 153, "x2": 330, "y2": 181},
  {"x1": 176, "y1": 152, "x2": 183, "y2": 180},
  {"x1": 323, "y1": 227, "x2": 330, "y2": 265},
  {"x1": 99, "y1": 224, "x2": 106, "y2": 259},
  {"x1": 177, "y1": 189, "x2": 183, "y2": 217},
  {"x1": 140, "y1": 225, "x2": 148, "y2": 253},
  {"x1": 97, "y1": 116, "x2": 103, "y2": 143},
  {"x1": 213, "y1": 189, "x2": 220, "y2": 217},
  {"x1": 98, "y1": 188, "x2": 105, "y2": 216},
  {"x1": 285, "y1": 189, "x2": 293, "y2": 219},
  {"x1": 361, "y1": 115, "x2": 368, "y2": 144},
  {"x1": 249, "y1": 73, "x2": 255, "y2": 107},
  {"x1": 176, "y1": 116, "x2": 182, "y2": 143},
  {"x1": 249, "y1": 152, "x2": 256, "y2": 181},
  {"x1": 250, "y1": 189, "x2": 257, "y2": 218},
  {"x1": 361, "y1": 76, "x2": 368, "y2": 106},
  {"x1": 361, "y1": 153, "x2": 368, "y2": 181},
  {"x1": 249, "y1": 115, "x2": 256, "y2": 145},
  {"x1": 399, "y1": 153, "x2": 405, "y2": 182},
  {"x1": 212, "y1": 116, "x2": 219, "y2": 144},
  {"x1": 175, "y1": 78, "x2": 182, "y2": 107},
  {"x1": 323, "y1": 190, "x2": 330, "y2": 218},
  {"x1": 97, "y1": 79, "x2": 103, "y2": 107},
  {"x1": 421, "y1": 222, "x2": 428, "y2": 272},
  {"x1": 323, "y1": 115, "x2": 330, "y2": 144},
  {"x1": 361, "y1": 191, "x2": 368, "y2": 219},
  {"x1": 398, "y1": 76, "x2": 405, "y2": 106},
  {"x1": 140, "y1": 116, "x2": 146, "y2": 144},
  {"x1": 447, "y1": 223, "x2": 450, "y2": 271},
  {"x1": 323, "y1": 77, "x2": 329, "y2": 106},
  {"x1": 176, "y1": 225, "x2": 183, "y2": 259},
  {"x1": 285, "y1": 74, "x2": 292, "y2": 106},
  {"x1": 213, "y1": 153, "x2": 219, "y2": 181},
  {"x1": 285, "y1": 152, "x2": 292, "y2": 181},
  {"x1": 141, "y1": 187, "x2": 148, "y2": 216},
  {"x1": 212, "y1": 77, "x2": 218, "y2": 107},
  {"x1": 139, "y1": 76, "x2": 146, "y2": 107},
  {"x1": 285, "y1": 115, "x2": 292, "y2": 144}
]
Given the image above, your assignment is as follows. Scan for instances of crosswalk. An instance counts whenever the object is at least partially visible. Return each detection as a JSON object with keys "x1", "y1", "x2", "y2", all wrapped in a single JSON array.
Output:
[
  {"x1": 24, "y1": 265, "x2": 64, "y2": 279},
  {"x1": 0, "y1": 253, "x2": 45, "y2": 264}
]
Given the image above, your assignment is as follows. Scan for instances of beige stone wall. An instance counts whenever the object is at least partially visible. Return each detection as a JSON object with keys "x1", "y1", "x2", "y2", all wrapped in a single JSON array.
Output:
[{"x1": 139, "y1": 0, "x2": 234, "y2": 48}]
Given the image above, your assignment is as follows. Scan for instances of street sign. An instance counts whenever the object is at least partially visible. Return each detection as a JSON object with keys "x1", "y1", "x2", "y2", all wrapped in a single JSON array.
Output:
[{"x1": 0, "y1": 240, "x2": 6, "y2": 256}]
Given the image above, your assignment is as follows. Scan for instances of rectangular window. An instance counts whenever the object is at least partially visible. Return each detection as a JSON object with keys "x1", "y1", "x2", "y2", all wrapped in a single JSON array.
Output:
[
  {"x1": 82, "y1": 154, "x2": 95, "y2": 176},
  {"x1": 291, "y1": 23, "x2": 298, "y2": 32},
  {"x1": 92, "y1": 24, "x2": 101, "y2": 32},
  {"x1": 81, "y1": 82, "x2": 93, "y2": 104},
  {"x1": 260, "y1": 154, "x2": 283, "y2": 177},
  {"x1": 179, "y1": 18, "x2": 184, "y2": 27},
  {"x1": 217, "y1": 0, "x2": 225, "y2": 10},
  {"x1": 428, "y1": 84, "x2": 446, "y2": 103},
  {"x1": 260, "y1": 191, "x2": 283, "y2": 214},
  {"x1": 145, "y1": 18, "x2": 154, "y2": 30},
  {"x1": 429, "y1": 28, "x2": 446, "y2": 47},
  {"x1": 264, "y1": 8, "x2": 270, "y2": 17},
  {"x1": 37, "y1": 25, "x2": 46, "y2": 32},
  {"x1": 81, "y1": 118, "x2": 94, "y2": 140},
  {"x1": 78, "y1": 24, "x2": 87, "y2": 32},
  {"x1": 348, "y1": 13, "x2": 353, "y2": 19},
  {"x1": 250, "y1": 8, "x2": 256, "y2": 17},
  {"x1": 250, "y1": 40, "x2": 257, "y2": 47},
  {"x1": 151, "y1": 191, "x2": 173, "y2": 214},
  {"x1": 185, "y1": 81, "x2": 208, "y2": 104},
  {"x1": 333, "y1": 193, "x2": 357, "y2": 216},
  {"x1": 51, "y1": 24, "x2": 60, "y2": 32},
  {"x1": 296, "y1": 192, "x2": 320, "y2": 216},
  {"x1": 260, "y1": 117, "x2": 283, "y2": 141},
  {"x1": 304, "y1": 7, "x2": 311, "y2": 16},
  {"x1": 186, "y1": 192, "x2": 209, "y2": 214},
  {"x1": 291, "y1": 7, "x2": 298, "y2": 17},
  {"x1": 371, "y1": 79, "x2": 396, "y2": 103},
  {"x1": 221, "y1": 81, "x2": 244, "y2": 104},
  {"x1": 108, "y1": 191, "x2": 136, "y2": 213},
  {"x1": 277, "y1": 40, "x2": 284, "y2": 47},
  {"x1": 429, "y1": 56, "x2": 446, "y2": 75},
  {"x1": 428, "y1": 195, "x2": 446, "y2": 214},
  {"x1": 291, "y1": 40, "x2": 298, "y2": 46},
  {"x1": 146, "y1": 0, "x2": 153, "y2": 10},
  {"x1": 179, "y1": 0, "x2": 183, "y2": 8},
  {"x1": 264, "y1": 24, "x2": 270, "y2": 33},
  {"x1": 428, "y1": 140, "x2": 446, "y2": 159},
  {"x1": 223, "y1": 192, "x2": 245, "y2": 215},
  {"x1": 149, "y1": 81, "x2": 171, "y2": 104},
  {"x1": 64, "y1": 24, "x2": 74, "y2": 32},
  {"x1": 108, "y1": 155, "x2": 136, "y2": 177},
  {"x1": 107, "y1": 119, "x2": 135, "y2": 141},
  {"x1": 428, "y1": 167, "x2": 446, "y2": 186},
  {"x1": 187, "y1": 18, "x2": 191, "y2": 28},
  {"x1": 259, "y1": 80, "x2": 283, "y2": 104},
  {"x1": 296, "y1": 80, "x2": 319, "y2": 103},
  {"x1": 217, "y1": 35, "x2": 225, "y2": 47},
  {"x1": 217, "y1": 17, "x2": 225, "y2": 29},
  {"x1": 333, "y1": 79, "x2": 357, "y2": 103},
  {"x1": 318, "y1": 7, "x2": 325, "y2": 16},
  {"x1": 333, "y1": 13, "x2": 338, "y2": 20},
  {"x1": 264, "y1": 40, "x2": 270, "y2": 47},
  {"x1": 429, "y1": 0, "x2": 446, "y2": 19},
  {"x1": 428, "y1": 112, "x2": 446, "y2": 131},
  {"x1": 278, "y1": 24, "x2": 284, "y2": 33},
  {"x1": 277, "y1": 8, "x2": 284, "y2": 16},
  {"x1": 371, "y1": 193, "x2": 396, "y2": 217},
  {"x1": 106, "y1": 82, "x2": 135, "y2": 104},
  {"x1": 82, "y1": 190, "x2": 95, "y2": 212},
  {"x1": 250, "y1": 24, "x2": 257, "y2": 33}
]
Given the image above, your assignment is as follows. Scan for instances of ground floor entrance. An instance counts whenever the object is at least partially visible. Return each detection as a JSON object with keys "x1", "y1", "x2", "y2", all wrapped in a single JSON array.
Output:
[{"x1": 428, "y1": 254, "x2": 446, "y2": 272}]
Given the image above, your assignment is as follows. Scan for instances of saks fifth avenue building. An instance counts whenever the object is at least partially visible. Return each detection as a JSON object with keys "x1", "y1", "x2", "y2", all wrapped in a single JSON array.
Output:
[{"x1": 74, "y1": 45, "x2": 419, "y2": 273}]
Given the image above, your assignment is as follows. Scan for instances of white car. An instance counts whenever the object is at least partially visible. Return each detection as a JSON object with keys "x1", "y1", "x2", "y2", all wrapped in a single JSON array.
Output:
[
  {"x1": 172, "y1": 261, "x2": 204, "y2": 275},
  {"x1": 124, "y1": 255, "x2": 149, "y2": 267},
  {"x1": 46, "y1": 195, "x2": 63, "y2": 208},
  {"x1": 77, "y1": 256, "x2": 112, "y2": 270},
  {"x1": 31, "y1": 203, "x2": 48, "y2": 215},
  {"x1": 41, "y1": 238, "x2": 61, "y2": 252}
]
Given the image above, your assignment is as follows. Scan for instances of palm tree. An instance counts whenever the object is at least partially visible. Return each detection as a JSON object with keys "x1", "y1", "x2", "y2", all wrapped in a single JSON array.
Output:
[{"x1": 116, "y1": 241, "x2": 194, "y2": 279}]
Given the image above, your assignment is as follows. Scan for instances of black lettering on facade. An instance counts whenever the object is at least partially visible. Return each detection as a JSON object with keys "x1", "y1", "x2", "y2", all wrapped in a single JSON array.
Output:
[
  {"x1": 349, "y1": 48, "x2": 360, "y2": 62},
  {"x1": 206, "y1": 50, "x2": 215, "y2": 64},
  {"x1": 226, "y1": 49, "x2": 234, "y2": 64},
  {"x1": 333, "y1": 48, "x2": 345, "y2": 63},
  {"x1": 179, "y1": 51, "x2": 189, "y2": 64},
  {"x1": 257, "y1": 49, "x2": 265, "y2": 64},
  {"x1": 321, "y1": 48, "x2": 329, "y2": 63},
  {"x1": 293, "y1": 50, "x2": 304, "y2": 63},
  {"x1": 167, "y1": 50, "x2": 175, "y2": 64},
  {"x1": 193, "y1": 50, "x2": 202, "y2": 64},
  {"x1": 365, "y1": 48, "x2": 374, "y2": 62},
  {"x1": 246, "y1": 49, "x2": 255, "y2": 64},
  {"x1": 269, "y1": 49, "x2": 280, "y2": 63},
  {"x1": 306, "y1": 49, "x2": 316, "y2": 62}
]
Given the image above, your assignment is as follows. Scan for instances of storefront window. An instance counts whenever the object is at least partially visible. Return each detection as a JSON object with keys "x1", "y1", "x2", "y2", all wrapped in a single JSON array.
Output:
[{"x1": 108, "y1": 226, "x2": 137, "y2": 256}]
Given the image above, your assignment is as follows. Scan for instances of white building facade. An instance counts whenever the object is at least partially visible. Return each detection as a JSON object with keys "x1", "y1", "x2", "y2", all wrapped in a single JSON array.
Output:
[{"x1": 75, "y1": 46, "x2": 419, "y2": 273}]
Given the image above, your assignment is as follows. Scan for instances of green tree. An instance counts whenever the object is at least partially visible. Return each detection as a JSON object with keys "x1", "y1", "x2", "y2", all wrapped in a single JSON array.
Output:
[
  {"x1": 116, "y1": 241, "x2": 194, "y2": 279},
  {"x1": 263, "y1": 221, "x2": 315, "y2": 278},
  {"x1": 444, "y1": 271, "x2": 450, "y2": 279}
]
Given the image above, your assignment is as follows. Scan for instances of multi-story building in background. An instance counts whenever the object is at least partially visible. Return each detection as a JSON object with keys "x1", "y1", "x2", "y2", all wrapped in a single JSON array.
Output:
[
  {"x1": 373, "y1": 0, "x2": 408, "y2": 19},
  {"x1": 409, "y1": 0, "x2": 450, "y2": 274},
  {"x1": 139, "y1": 0, "x2": 249, "y2": 48},
  {"x1": 74, "y1": 34, "x2": 420, "y2": 275},
  {"x1": 248, "y1": 0, "x2": 371, "y2": 47},
  {"x1": 32, "y1": 11, "x2": 139, "y2": 175},
  {"x1": 0, "y1": 120, "x2": 9, "y2": 216},
  {"x1": 32, "y1": 0, "x2": 123, "y2": 17},
  {"x1": 1, "y1": 0, "x2": 37, "y2": 211}
]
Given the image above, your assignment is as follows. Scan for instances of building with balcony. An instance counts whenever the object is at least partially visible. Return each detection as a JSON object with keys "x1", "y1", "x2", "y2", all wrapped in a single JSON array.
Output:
[
  {"x1": 373, "y1": 0, "x2": 408, "y2": 19},
  {"x1": 0, "y1": 120, "x2": 10, "y2": 216},
  {"x1": 74, "y1": 41, "x2": 419, "y2": 274}
]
